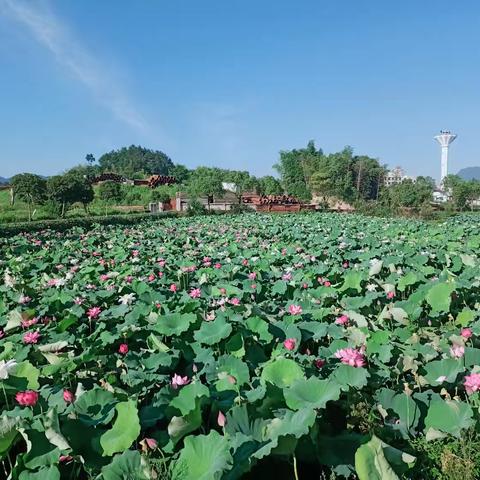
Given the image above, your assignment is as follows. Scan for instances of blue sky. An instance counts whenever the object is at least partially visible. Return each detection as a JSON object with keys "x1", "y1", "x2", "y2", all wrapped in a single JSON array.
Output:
[{"x1": 0, "y1": 0, "x2": 479, "y2": 180}]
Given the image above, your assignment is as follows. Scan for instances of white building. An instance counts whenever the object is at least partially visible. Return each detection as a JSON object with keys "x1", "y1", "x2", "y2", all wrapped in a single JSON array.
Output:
[{"x1": 384, "y1": 167, "x2": 412, "y2": 187}]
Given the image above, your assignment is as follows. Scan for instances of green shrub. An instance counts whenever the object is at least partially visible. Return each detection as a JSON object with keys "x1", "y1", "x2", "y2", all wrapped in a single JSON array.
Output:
[{"x1": 186, "y1": 198, "x2": 207, "y2": 216}]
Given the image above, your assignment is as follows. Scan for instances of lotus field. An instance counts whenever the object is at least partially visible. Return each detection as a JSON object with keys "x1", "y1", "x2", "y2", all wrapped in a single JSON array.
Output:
[{"x1": 1, "y1": 213, "x2": 480, "y2": 479}]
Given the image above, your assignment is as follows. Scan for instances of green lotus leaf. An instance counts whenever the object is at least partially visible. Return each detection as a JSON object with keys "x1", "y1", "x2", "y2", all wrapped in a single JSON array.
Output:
[
  {"x1": 154, "y1": 312, "x2": 197, "y2": 336},
  {"x1": 172, "y1": 430, "x2": 233, "y2": 480},
  {"x1": 284, "y1": 377, "x2": 341, "y2": 410},
  {"x1": 424, "y1": 398, "x2": 474, "y2": 437},
  {"x1": 100, "y1": 400, "x2": 141, "y2": 456},
  {"x1": 169, "y1": 382, "x2": 210, "y2": 416},
  {"x1": 194, "y1": 315, "x2": 233, "y2": 345},
  {"x1": 261, "y1": 358, "x2": 304, "y2": 388}
]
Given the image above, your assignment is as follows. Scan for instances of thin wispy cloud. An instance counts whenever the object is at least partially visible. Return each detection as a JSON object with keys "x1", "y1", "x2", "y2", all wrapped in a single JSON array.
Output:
[{"x1": 0, "y1": 0, "x2": 149, "y2": 134}]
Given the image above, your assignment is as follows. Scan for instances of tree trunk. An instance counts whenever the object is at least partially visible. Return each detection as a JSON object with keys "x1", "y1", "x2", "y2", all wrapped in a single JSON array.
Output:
[
  {"x1": 356, "y1": 162, "x2": 363, "y2": 199},
  {"x1": 61, "y1": 202, "x2": 66, "y2": 218},
  {"x1": 27, "y1": 202, "x2": 32, "y2": 222}
]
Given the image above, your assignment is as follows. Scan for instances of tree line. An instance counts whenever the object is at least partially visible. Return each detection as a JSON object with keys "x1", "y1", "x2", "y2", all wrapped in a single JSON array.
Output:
[{"x1": 9, "y1": 143, "x2": 480, "y2": 221}]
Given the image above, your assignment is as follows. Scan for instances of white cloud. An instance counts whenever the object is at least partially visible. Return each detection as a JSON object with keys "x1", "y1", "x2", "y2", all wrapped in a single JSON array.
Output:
[{"x1": 0, "y1": 0, "x2": 149, "y2": 134}]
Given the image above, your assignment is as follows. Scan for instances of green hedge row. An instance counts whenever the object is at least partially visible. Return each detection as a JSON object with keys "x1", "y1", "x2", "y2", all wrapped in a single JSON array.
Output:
[{"x1": 0, "y1": 211, "x2": 180, "y2": 237}]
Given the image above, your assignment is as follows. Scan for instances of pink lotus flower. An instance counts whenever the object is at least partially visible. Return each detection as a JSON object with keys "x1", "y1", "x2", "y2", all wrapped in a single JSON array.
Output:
[
  {"x1": 59, "y1": 455, "x2": 73, "y2": 463},
  {"x1": 63, "y1": 389, "x2": 75, "y2": 403},
  {"x1": 450, "y1": 344, "x2": 465, "y2": 358},
  {"x1": 131, "y1": 250, "x2": 139, "y2": 257},
  {"x1": 230, "y1": 297, "x2": 240, "y2": 306},
  {"x1": 169, "y1": 283, "x2": 178, "y2": 292},
  {"x1": 0, "y1": 329, "x2": 5, "y2": 339},
  {"x1": 288, "y1": 304, "x2": 302, "y2": 316},
  {"x1": 118, "y1": 343, "x2": 129, "y2": 355},
  {"x1": 19, "y1": 295, "x2": 31, "y2": 305},
  {"x1": 189, "y1": 288, "x2": 201, "y2": 299},
  {"x1": 219, "y1": 288, "x2": 226, "y2": 295},
  {"x1": 324, "y1": 281, "x2": 331, "y2": 287},
  {"x1": 242, "y1": 259, "x2": 249, "y2": 266},
  {"x1": 87, "y1": 306, "x2": 102, "y2": 320},
  {"x1": 342, "y1": 261, "x2": 349, "y2": 268},
  {"x1": 23, "y1": 331, "x2": 40, "y2": 344},
  {"x1": 314, "y1": 358, "x2": 325, "y2": 369},
  {"x1": 335, "y1": 314, "x2": 349, "y2": 325},
  {"x1": 217, "y1": 411, "x2": 226, "y2": 427},
  {"x1": 283, "y1": 338, "x2": 296, "y2": 351},
  {"x1": 171, "y1": 374, "x2": 190, "y2": 389},
  {"x1": 387, "y1": 291, "x2": 395, "y2": 299},
  {"x1": 148, "y1": 273, "x2": 156, "y2": 282},
  {"x1": 464, "y1": 372, "x2": 480, "y2": 394},
  {"x1": 125, "y1": 275, "x2": 133, "y2": 284},
  {"x1": 248, "y1": 272, "x2": 257, "y2": 280},
  {"x1": 158, "y1": 260, "x2": 166, "y2": 267},
  {"x1": 99, "y1": 274, "x2": 110, "y2": 282},
  {"x1": 16, "y1": 390, "x2": 39, "y2": 406},
  {"x1": 21, "y1": 317, "x2": 38, "y2": 328},
  {"x1": 214, "y1": 263, "x2": 222, "y2": 269},
  {"x1": 461, "y1": 328, "x2": 473, "y2": 339},
  {"x1": 143, "y1": 437, "x2": 158, "y2": 450},
  {"x1": 335, "y1": 348, "x2": 366, "y2": 367},
  {"x1": 302, "y1": 283, "x2": 308, "y2": 289},
  {"x1": 74, "y1": 297, "x2": 84, "y2": 305},
  {"x1": 251, "y1": 284, "x2": 257, "y2": 289},
  {"x1": 282, "y1": 272, "x2": 292, "y2": 281}
]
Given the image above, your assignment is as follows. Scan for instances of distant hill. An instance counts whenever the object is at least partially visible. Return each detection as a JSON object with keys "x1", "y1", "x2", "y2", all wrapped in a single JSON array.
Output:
[
  {"x1": 0, "y1": 177, "x2": 10, "y2": 185},
  {"x1": 458, "y1": 167, "x2": 480, "y2": 181}
]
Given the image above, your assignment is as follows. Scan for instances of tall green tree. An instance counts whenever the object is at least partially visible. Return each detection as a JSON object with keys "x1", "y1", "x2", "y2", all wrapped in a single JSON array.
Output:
[
  {"x1": 47, "y1": 173, "x2": 94, "y2": 217},
  {"x1": 385, "y1": 178, "x2": 434, "y2": 209},
  {"x1": 223, "y1": 170, "x2": 257, "y2": 202},
  {"x1": 187, "y1": 167, "x2": 225, "y2": 210},
  {"x1": 352, "y1": 155, "x2": 387, "y2": 201},
  {"x1": 257, "y1": 176, "x2": 283, "y2": 195},
  {"x1": 98, "y1": 145, "x2": 174, "y2": 177},
  {"x1": 170, "y1": 164, "x2": 190, "y2": 184},
  {"x1": 98, "y1": 181, "x2": 124, "y2": 204},
  {"x1": 444, "y1": 175, "x2": 480, "y2": 211},
  {"x1": 10, "y1": 173, "x2": 47, "y2": 221},
  {"x1": 274, "y1": 140, "x2": 323, "y2": 201}
]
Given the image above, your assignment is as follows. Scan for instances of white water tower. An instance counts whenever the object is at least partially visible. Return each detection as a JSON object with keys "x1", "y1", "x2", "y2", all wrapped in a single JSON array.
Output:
[{"x1": 434, "y1": 130, "x2": 457, "y2": 186}]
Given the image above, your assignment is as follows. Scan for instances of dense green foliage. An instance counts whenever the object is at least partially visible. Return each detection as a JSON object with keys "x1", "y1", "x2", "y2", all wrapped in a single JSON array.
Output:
[
  {"x1": 443, "y1": 175, "x2": 480, "y2": 211},
  {"x1": 10, "y1": 174, "x2": 47, "y2": 221},
  {"x1": 98, "y1": 146, "x2": 175, "y2": 177},
  {"x1": 46, "y1": 173, "x2": 94, "y2": 217},
  {"x1": 381, "y1": 177, "x2": 435, "y2": 209},
  {"x1": 1, "y1": 213, "x2": 480, "y2": 479},
  {"x1": 4, "y1": 141, "x2": 480, "y2": 225},
  {"x1": 186, "y1": 167, "x2": 225, "y2": 208},
  {"x1": 275, "y1": 141, "x2": 386, "y2": 203},
  {"x1": 98, "y1": 181, "x2": 124, "y2": 204}
]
